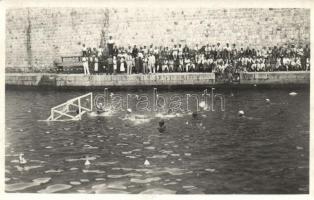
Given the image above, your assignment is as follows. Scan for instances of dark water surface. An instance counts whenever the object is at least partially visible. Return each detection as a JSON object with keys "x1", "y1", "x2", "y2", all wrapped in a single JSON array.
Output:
[{"x1": 5, "y1": 86, "x2": 309, "y2": 194}]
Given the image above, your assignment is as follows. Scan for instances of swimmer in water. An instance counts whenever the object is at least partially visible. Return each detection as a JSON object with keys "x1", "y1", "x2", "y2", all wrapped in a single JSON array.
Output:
[
  {"x1": 96, "y1": 102, "x2": 107, "y2": 114},
  {"x1": 192, "y1": 111, "x2": 198, "y2": 119},
  {"x1": 158, "y1": 119, "x2": 166, "y2": 133},
  {"x1": 238, "y1": 110, "x2": 245, "y2": 117}
]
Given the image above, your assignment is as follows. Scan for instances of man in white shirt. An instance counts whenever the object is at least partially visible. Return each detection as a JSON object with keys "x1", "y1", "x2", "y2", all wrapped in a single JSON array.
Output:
[
  {"x1": 148, "y1": 54, "x2": 156, "y2": 73},
  {"x1": 82, "y1": 57, "x2": 90, "y2": 75}
]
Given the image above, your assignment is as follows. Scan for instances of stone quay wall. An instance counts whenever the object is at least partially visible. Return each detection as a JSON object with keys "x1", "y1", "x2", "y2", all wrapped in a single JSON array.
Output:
[
  {"x1": 6, "y1": 8, "x2": 310, "y2": 70},
  {"x1": 5, "y1": 72, "x2": 310, "y2": 88}
]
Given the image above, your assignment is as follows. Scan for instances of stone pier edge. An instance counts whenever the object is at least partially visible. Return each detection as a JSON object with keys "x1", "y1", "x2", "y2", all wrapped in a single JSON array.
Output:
[{"x1": 5, "y1": 72, "x2": 310, "y2": 88}]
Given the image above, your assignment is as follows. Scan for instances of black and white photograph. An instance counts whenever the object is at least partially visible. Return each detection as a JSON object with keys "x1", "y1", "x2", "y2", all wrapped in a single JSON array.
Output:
[{"x1": 2, "y1": 0, "x2": 312, "y2": 198}]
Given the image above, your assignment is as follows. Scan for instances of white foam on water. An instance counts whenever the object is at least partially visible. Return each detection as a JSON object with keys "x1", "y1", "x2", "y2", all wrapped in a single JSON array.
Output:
[
  {"x1": 45, "y1": 169, "x2": 64, "y2": 173},
  {"x1": 147, "y1": 155, "x2": 168, "y2": 159},
  {"x1": 6, "y1": 177, "x2": 51, "y2": 192},
  {"x1": 125, "y1": 155, "x2": 138, "y2": 159},
  {"x1": 107, "y1": 173, "x2": 142, "y2": 178},
  {"x1": 95, "y1": 161, "x2": 118, "y2": 166},
  {"x1": 183, "y1": 185, "x2": 196, "y2": 189},
  {"x1": 66, "y1": 156, "x2": 97, "y2": 162},
  {"x1": 132, "y1": 149, "x2": 141, "y2": 152},
  {"x1": 91, "y1": 183, "x2": 129, "y2": 194},
  {"x1": 95, "y1": 178, "x2": 106, "y2": 181},
  {"x1": 70, "y1": 181, "x2": 81, "y2": 185},
  {"x1": 15, "y1": 165, "x2": 43, "y2": 171},
  {"x1": 84, "y1": 145, "x2": 99, "y2": 149},
  {"x1": 140, "y1": 188, "x2": 176, "y2": 194},
  {"x1": 82, "y1": 169, "x2": 105, "y2": 174},
  {"x1": 130, "y1": 177, "x2": 161, "y2": 183},
  {"x1": 144, "y1": 146, "x2": 156, "y2": 150},
  {"x1": 38, "y1": 184, "x2": 72, "y2": 193},
  {"x1": 163, "y1": 181, "x2": 178, "y2": 186},
  {"x1": 205, "y1": 168, "x2": 216, "y2": 173},
  {"x1": 116, "y1": 143, "x2": 128, "y2": 146},
  {"x1": 289, "y1": 92, "x2": 298, "y2": 96},
  {"x1": 107, "y1": 181, "x2": 128, "y2": 190},
  {"x1": 160, "y1": 150, "x2": 173, "y2": 154},
  {"x1": 112, "y1": 167, "x2": 134, "y2": 171},
  {"x1": 121, "y1": 151, "x2": 132, "y2": 155}
]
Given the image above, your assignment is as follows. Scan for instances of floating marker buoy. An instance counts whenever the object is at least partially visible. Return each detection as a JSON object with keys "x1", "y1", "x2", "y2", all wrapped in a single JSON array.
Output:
[
  {"x1": 144, "y1": 159, "x2": 150, "y2": 166},
  {"x1": 19, "y1": 153, "x2": 27, "y2": 165},
  {"x1": 238, "y1": 110, "x2": 245, "y2": 117},
  {"x1": 289, "y1": 92, "x2": 298, "y2": 96},
  {"x1": 199, "y1": 101, "x2": 206, "y2": 108},
  {"x1": 265, "y1": 98, "x2": 270, "y2": 103},
  {"x1": 85, "y1": 158, "x2": 91, "y2": 166}
]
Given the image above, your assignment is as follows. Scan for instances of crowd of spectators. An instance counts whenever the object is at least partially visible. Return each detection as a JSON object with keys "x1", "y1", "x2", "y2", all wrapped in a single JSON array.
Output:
[{"x1": 81, "y1": 36, "x2": 310, "y2": 78}]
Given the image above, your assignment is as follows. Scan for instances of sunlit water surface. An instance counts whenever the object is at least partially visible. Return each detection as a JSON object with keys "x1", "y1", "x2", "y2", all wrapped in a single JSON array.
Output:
[{"x1": 5, "y1": 86, "x2": 309, "y2": 194}]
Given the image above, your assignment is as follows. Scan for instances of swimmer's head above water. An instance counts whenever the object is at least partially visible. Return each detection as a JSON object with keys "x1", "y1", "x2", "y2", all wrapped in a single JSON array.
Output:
[
  {"x1": 159, "y1": 119, "x2": 165, "y2": 127},
  {"x1": 238, "y1": 110, "x2": 245, "y2": 117},
  {"x1": 127, "y1": 108, "x2": 132, "y2": 114},
  {"x1": 192, "y1": 111, "x2": 198, "y2": 119}
]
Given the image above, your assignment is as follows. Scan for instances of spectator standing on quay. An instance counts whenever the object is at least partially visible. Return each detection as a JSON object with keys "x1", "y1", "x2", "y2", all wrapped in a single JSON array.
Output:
[
  {"x1": 82, "y1": 44, "x2": 87, "y2": 57},
  {"x1": 132, "y1": 45, "x2": 139, "y2": 58},
  {"x1": 82, "y1": 57, "x2": 90, "y2": 75},
  {"x1": 120, "y1": 55, "x2": 126, "y2": 73},
  {"x1": 107, "y1": 36, "x2": 115, "y2": 56},
  {"x1": 126, "y1": 53, "x2": 133, "y2": 75},
  {"x1": 97, "y1": 45, "x2": 103, "y2": 58},
  {"x1": 94, "y1": 55, "x2": 99, "y2": 74},
  {"x1": 143, "y1": 55, "x2": 148, "y2": 74},
  {"x1": 112, "y1": 45, "x2": 119, "y2": 58},
  {"x1": 107, "y1": 56, "x2": 113, "y2": 75},
  {"x1": 148, "y1": 53, "x2": 156, "y2": 73},
  {"x1": 113, "y1": 56, "x2": 117, "y2": 74}
]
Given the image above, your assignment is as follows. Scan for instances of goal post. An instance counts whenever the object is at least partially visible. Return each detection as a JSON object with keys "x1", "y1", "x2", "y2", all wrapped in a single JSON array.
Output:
[{"x1": 44, "y1": 92, "x2": 93, "y2": 121}]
